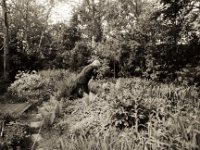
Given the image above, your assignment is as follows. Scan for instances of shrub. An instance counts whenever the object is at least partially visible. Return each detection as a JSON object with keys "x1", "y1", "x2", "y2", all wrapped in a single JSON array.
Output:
[
  {"x1": 53, "y1": 75, "x2": 77, "y2": 100},
  {"x1": 62, "y1": 41, "x2": 92, "y2": 72},
  {"x1": 8, "y1": 71, "x2": 49, "y2": 101},
  {"x1": 0, "y1": 121, "x2": 32, "y2": 149},
  {"x1": 39, "y1": 69, "x2": 77, "y2": 100},
  {"x1": 38, "y1": 96, "x2": 63, "y2": 129},
  {"x1": 8, "y1": 69, "x2": 78, "y2": 102},
  {"x1": 175, "y1": 66, "x2": 200, "y2": 86}
]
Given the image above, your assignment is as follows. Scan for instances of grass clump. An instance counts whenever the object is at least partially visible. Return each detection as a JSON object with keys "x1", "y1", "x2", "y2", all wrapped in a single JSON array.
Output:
[
  {"x1": 40, "y1": 69, "x2": 78, "y2": 100},
  {"x1": 38, "y1": 96, "x2": 63, "y2": 129}
]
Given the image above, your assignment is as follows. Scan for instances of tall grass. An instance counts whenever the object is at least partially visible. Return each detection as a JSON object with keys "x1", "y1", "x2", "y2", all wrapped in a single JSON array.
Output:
[
  {"x1": 39, "y1": 77, "x2": 200, "y2": 150},
  {"x1": 8, "y1": 70, "x2": 199, "y2": 150}
]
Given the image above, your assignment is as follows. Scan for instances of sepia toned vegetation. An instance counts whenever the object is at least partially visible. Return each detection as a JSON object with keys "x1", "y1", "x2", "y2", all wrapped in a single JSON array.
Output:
[
  {"x1": 0, "y1": 0, "x2": 200, "y2": 149},
  {"x1": 4, "y1": 70, "x2": 200, "y2": 149}
]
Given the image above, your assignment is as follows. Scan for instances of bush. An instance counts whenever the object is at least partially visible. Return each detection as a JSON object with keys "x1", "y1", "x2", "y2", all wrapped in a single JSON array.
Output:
[
  {"x1": 8, "y1": 69, "x2": 77, "y2": 102},
  {"x1": 175, "y1": 66, "x2": 200, "y2": 86},
  {"x1": 62, "y1": 41, "x2": 92, "y2": 72},
  {"x1": 53, "y1": 76, "x2": 77, "y2": 100},
  {"x1": 8, "y1": 71, "x2": 49, "y2": 101}
]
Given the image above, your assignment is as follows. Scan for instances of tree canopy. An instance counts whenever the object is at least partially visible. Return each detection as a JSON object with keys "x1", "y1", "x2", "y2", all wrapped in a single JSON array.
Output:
[{"x1": 0, "y1": 0, "x2": 199, "y2": 82}]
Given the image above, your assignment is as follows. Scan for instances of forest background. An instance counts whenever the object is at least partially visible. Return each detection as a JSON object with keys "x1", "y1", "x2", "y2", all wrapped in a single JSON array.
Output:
[{"x1": 0, "y1": 0, "x2": 200, "y2": 86}]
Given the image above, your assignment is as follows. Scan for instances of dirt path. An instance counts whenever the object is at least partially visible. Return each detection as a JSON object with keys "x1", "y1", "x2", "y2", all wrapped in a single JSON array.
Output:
[{"x1": 0, "y1": 103, "x2": 34, "y2": 117}]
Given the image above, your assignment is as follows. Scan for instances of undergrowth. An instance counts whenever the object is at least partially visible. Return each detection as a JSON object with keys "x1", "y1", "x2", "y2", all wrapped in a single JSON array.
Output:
[
  {"x1": 39, "y1": 75, "x2": 200, "y2": 150},
  {"x1": 6, "y1": 70, "x2": 200, "y2": 149}
]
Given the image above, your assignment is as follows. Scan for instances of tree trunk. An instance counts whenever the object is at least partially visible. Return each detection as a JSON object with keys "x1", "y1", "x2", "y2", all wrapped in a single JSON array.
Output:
[
  {"x1": 2, "y1": 0, "x2": 10, "y2": 81},
  {"x1": 24, "y1": 0, "x2": 30, "y2": 53}
]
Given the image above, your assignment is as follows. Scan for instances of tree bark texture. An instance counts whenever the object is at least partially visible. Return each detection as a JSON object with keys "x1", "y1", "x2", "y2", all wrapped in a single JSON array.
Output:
[{"x1": 2, "y1": 0, "x2": 10, "y2": 81}]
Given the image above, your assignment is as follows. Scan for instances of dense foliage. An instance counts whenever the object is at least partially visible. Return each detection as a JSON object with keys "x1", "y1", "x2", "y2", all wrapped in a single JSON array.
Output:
[
  {"x1": 8, "y1": 69, "x2": 77, "y2": 101},
  {"x1": 0, "y1": 0, "x2": 199, "y2": 83},
  {"x1": 2, "y1": 67, "x2": 200, "y2": 149},
  {"x1": 1, "y1": 1, "x2": 200, "y2": 149},
  {"x1": 24, "y1": 70, "x2": 199, "y2": 150}
]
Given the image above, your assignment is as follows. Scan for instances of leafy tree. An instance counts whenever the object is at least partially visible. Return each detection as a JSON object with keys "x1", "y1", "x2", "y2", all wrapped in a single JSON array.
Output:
[
  {"x1": 157, "y1": 0, "x2": 199, "y2": 45},
  {"x1": 75, "y1": 0, "x2": 107, "y2": 43},
  {"x1": 0, "y1": 0, "x2": 65, "y2": 80},
  {"x1": 153, "y1": 0, "x2": 200, "y2": 68},
  {"x1": 63, "y1": 13, "x2": 81, "y2": 50},
  {"x1": 100, "y1": 0, "x2": 160, "y2": 76}
]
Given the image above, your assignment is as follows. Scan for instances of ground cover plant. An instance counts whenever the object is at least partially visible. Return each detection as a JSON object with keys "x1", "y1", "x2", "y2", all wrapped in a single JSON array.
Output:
[
  {"x1": 29, "y1": 70, "x2": 200, "y2": 150},
  {"x1": 1, "y1": 69, "x2": 200, "y2": 149}
]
